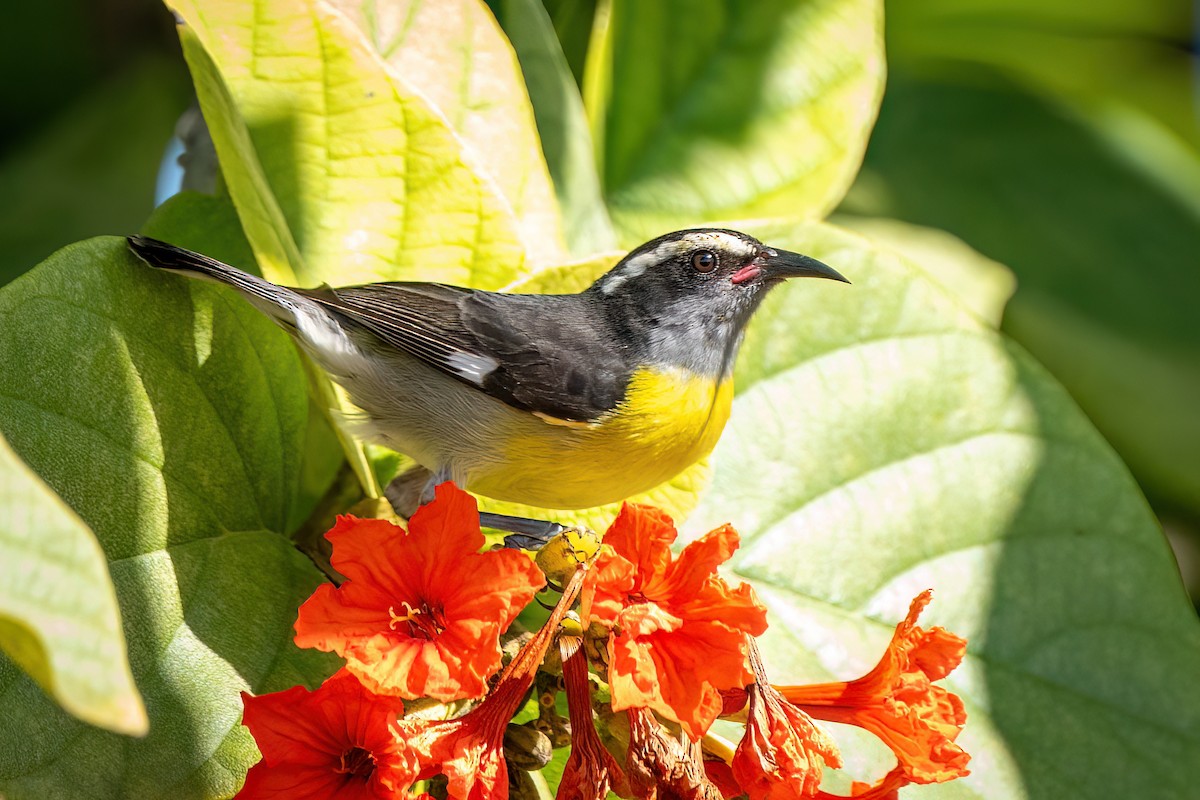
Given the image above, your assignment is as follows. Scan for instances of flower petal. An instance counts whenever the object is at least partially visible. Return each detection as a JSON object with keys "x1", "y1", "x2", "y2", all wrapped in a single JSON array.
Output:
[{"x1": 293, "y1": 484, "x2": 544, "y2": 701}]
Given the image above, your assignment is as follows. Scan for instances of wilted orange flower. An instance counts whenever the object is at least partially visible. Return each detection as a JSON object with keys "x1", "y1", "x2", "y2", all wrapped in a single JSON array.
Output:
[
  {"x1": 780, "y1": 591, "x2": 970, "y2": 784},
  {"x1": 236, "y1": 669, "x2": 412, "y2": 800},
  {"x1": 703, "y1": 757, "x2": 743, "y2": 800},
  {"x1": 581, "y1": 503, "x2": 768, "y2": 738},
  {"x1": 625, "y1": 706, "x2": 724, "y2": 800},
  {"x1": 394, "y1": 568, "x2": 586, "y2": 800},
  {"x1": 558, "y1": 636, "x2": 627, "y2": 800},
  {"x1": 731, "y1": 640, "x2": 842, "y2": 800},
  {"x1": 294, "y1": 483, "x2": 544, "y2": 701}
]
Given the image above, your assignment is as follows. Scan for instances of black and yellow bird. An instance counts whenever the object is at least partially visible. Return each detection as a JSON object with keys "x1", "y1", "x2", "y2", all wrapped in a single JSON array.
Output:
[{"x1": 128, "y1": 229, "x2": 846, "y2": 516}]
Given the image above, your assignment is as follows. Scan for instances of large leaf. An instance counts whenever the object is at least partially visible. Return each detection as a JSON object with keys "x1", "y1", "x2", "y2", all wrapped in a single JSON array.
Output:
[
  {"x1": 0, "y1": 435, "x2": 146, "y2": 736},
  {"x1": 684, "y1": 220, "x2": 1200, "y2": 798},
  {"x1": 487, "y1": 0, "x2": 618, "y2": 256},
  {"x1": 0, "y1": 236, "x2": 337, "y2": 798},
  {"x1": 833, "y1": 215, "x2": 1015, "y2": 326},
  {"x1": 589, "y1": 0, "x2": 885, "y2": 243},
  {"x1": 325, "y1": 0, "x2": 567, "y2": 266},
  {"x1": 844, "y1": 73, "x2": 1200, "y2": 520},
  {"x1": 170, "y1": 0, "x2": 540, "y2": 289},
  {"x1": 139, "y1": 190, "x2": 345, "y2": 534}
]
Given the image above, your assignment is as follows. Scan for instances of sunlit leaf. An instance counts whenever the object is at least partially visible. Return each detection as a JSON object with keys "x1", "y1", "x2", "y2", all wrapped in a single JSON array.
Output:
[
  {"x1": 846, "y1": 74, "x2": 1200, "y2": 518},
  {"x1": 325, "y1": 0, "x2": 568, "y2": 266},
  {"x1": 0, "y1": 435, "x2": 146, "y2": 736},
  {"x1": 684, "y1": 220, "x2": 1200, "y2": 798},
  {"x1": 0, "y1": 237, "x2": 337, "y2": 797},
  {"x1": 170, "y1": 0, "x2": 537, "y2": 289},
  {"x1": 833, "y1": 215, "x2": 1015, "y2": 326},
  {"x1": 590, "y1": 0, "x2": 884, "y2": 243}
]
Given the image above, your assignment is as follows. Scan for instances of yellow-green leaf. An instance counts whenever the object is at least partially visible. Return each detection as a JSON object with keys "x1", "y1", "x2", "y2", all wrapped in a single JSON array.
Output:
[
  {"x1": 170, "y1": 0, "x2": 538, "y2": 289},
  {"x1": 0, "y1": 435, "x2": 147, "y2": 736},
  {"x1": 833, "y1": 215, "x2": 1016, "y2": 326},
  {"x1": 590, "y1": 0, "x2": 885, "y2": 243},
  {"x1": 174, "y1": 28, "x2": 304, "y2": 287},
  {"x1": 325, "y1": 0, "x2": 567, "y2": 267}
]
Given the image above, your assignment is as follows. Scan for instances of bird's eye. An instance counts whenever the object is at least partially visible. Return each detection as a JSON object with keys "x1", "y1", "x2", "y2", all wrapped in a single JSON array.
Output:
[{"x1": 692, "y1": 250, "x2": 717, "y2": 273}]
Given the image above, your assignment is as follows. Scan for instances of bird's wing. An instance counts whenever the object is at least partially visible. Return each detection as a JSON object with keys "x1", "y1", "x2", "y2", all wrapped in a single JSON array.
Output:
[{"x1": 298, "y1": 283, "x2": 629, "y2": 423}]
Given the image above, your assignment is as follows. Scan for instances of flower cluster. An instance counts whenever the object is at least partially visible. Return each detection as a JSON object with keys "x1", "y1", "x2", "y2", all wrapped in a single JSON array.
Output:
[{"x1": 235, "y1": 483, "x2": 971, "y2": 799}]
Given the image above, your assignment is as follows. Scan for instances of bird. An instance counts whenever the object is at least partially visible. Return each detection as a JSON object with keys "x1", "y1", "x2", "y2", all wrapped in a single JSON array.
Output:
[{"x1": 127, "y1": 229, "x2": 847, "y2": 516}]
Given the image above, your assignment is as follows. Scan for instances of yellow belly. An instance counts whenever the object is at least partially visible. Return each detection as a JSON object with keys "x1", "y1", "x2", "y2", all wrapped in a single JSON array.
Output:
[{"x1": 468, "y1": 367, "x2": 734, "y2": 509}]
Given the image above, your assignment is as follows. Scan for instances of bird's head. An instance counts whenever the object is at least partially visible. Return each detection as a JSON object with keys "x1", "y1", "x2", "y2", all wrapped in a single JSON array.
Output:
[{"x1": 588, "y1": 228, "x2": 848, "y2": 376}]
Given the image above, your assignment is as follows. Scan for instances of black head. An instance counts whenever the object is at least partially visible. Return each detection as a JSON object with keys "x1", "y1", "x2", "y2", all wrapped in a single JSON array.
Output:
[{"x1": 587, "y1": 228, "x2": 847, "y2": 376}]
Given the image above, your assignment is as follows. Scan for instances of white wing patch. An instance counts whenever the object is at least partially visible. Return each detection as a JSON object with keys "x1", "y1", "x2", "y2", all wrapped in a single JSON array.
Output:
[{"x1": 446, "y1": 351, "x2": 500, "y2": 385}]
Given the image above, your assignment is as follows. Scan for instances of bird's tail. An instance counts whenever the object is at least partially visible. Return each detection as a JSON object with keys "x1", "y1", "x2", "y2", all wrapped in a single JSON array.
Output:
[{"x1": 127, "y1": 235, "x2": 308, "y2": 328}]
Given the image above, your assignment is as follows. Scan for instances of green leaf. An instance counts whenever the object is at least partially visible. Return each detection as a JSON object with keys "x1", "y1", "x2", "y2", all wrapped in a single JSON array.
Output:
[
  {"x1": 174, "y1": 28, "x2": 386, "y2": 496},
  {"x1": 325, "y1": 0, "x2": 568, "y2": 266},
  {"x1": 684, "y1": 220, "x2": 1200, "y2": 798},
  {"x1": 844, "y1": 73, "x2": 1200, "y2": 520},
  {"x1": 170, "y1": 0, "x2": 541, "y2": 289},
  {"x1": 488, "y1": 0, "x2": 618, "y2": 256},
  {"x1": 140, "y1": 190, "x2": 345, "y2": 533},
  {"x1": 0, "y1": 237, "x2": 337, "y2": 798},
  {"x1": 885, "y1": 0, "x2": 1198, "y2": 152},
  {"x1": 538, "y1": 0, "x2": 597, "y2": 88},
  {"x1": 590, "y1": 0, "x2": 884, "y2": 243},
  {"x1": 0, "y1": 435, "x2": 146, "y2": 736},
  {"x1": 833, "y1": 215, "x2": 1015, "y2": 326}
]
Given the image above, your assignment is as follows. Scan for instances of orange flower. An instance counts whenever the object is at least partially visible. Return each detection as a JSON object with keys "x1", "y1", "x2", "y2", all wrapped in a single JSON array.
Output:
[
  {"x1": 236, "y1": 669, "x2": 413, "y2": 799},
  {"x1": 581, "y1": 503, "x2": 768, "y2": 738},
  {"x1": 394, "y1": 568, "x2": 586, "y2": 800},
  {"x1": 294, "y1": 483, "x2": 544, "y2": 701},
  {"x1": 779, "y1": 591, "x2": 970, "y2": 784},
  {"x1": 814, "y1": 767, "x2": 907, "y2": 800},
  {"x1": 731, "y1": 640, "x2": 842, "y2": 800},
  {"x1": 557, "y1": 636, "x2": 627, "y2": 800}
]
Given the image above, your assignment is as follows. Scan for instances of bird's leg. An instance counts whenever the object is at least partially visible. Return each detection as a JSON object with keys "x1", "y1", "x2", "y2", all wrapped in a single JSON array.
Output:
[
  {"x1": 385, "y1": 464, "x2": 566, "y2": 549},
  {"x1": 420, "y1": 465, "x2": 454, "y2": 505},
  {"x1": 478, "y1": 512, "x2": 566, "y2": 550}
]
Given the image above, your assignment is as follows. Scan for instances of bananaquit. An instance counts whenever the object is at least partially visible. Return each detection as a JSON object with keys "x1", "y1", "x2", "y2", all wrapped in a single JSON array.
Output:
[{"x1": 128, "y1": 229, "x2": 847, "y2": 512}]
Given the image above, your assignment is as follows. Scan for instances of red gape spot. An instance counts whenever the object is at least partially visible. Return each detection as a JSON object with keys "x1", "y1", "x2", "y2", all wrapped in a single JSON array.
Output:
[{"x1": 730, "y1": 264, "x2": 762, "y2": 284}]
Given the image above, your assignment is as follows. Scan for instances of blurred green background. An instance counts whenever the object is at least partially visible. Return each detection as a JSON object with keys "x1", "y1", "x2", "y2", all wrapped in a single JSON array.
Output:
[{"x1": 2, "y1": 0, "x2": 1197, "y2": 604}]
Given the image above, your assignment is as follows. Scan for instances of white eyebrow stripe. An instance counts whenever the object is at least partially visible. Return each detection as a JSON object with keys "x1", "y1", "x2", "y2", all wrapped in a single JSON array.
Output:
[{"x1": 601, "y1": 231, "x2": 758, "y2": 293}]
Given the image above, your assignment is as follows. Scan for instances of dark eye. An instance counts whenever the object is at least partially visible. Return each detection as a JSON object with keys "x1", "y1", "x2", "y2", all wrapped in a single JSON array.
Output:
[{"x1": 692, "y1": 250, "x2": 717, "y2": 273}]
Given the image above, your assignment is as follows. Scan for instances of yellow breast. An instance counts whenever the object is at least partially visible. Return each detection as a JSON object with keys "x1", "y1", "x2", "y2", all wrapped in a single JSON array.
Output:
[{"x1": 471, "y1": 367, "x2": 734, "y2": 509}]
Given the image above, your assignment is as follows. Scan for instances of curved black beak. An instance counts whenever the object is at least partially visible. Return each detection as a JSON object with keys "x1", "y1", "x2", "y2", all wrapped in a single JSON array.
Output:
[{"x1": 760, "y1": 247, "x2": 849, "y2": 283}]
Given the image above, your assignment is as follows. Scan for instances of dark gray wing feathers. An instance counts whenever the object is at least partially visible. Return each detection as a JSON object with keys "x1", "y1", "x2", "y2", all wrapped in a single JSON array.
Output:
[{"x1": 299, "y1": 283, "x2": 630, "y2": 422}]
